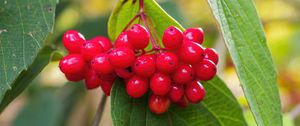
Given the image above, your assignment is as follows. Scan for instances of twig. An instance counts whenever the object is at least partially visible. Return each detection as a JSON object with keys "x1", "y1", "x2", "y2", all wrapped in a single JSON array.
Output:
[{"x1": 92, "y1": 94, "x2": 107, "y2": 126}]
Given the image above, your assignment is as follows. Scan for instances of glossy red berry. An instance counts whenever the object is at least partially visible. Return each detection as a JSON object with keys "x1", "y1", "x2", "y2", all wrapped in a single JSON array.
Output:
[
  {"x1": 65, "y1": 72, "x2": 85, "y2": 82},
  {"x1": 133, "y1": 54, "x2": 156, "y2": 77},
  {"x1": 115, "y1": 67, "x2": 134, "y2": 79},
  {"x1": 156, "y1": 52, "x2": 179, "y2": 73},
  {"x1": 127, "y1": 24, "x2": 149, "y2": 49},
  {"x1": 115, "y1": 32, "x2": 134, "y2": 49},
  {"x1": 81, "y1": 40, "x2": 104, "y2": 61},
  {"x1": 162, "y1": 26, "x2": 183, "y2": 50},
  {"x1": 172, "y1": 64, "x2": 195, "y2": 85},
  {"x1": 168, "y1": 84, "x2": 184, "y2": 102},
  {"x1": 109, "y1": 47, "x2": 135, "y2": 69},
  {"x1": 100, "y1": 79, "x2": 114, "y2": 96},
  {"x1": 176, "y1": 96, "x2": 189, "y2": 108},
  {"x1": 204, "y1": 48, "x2": 219, "y2": 65},
  {"x1": 178, "y1": 41, "x2": 205, "y2": 64},
  {"x1": 150, "y1": 73, "x2": 171, "y2": 96},
  {"x1": 91, "y1": 36, "x2": 113, "y2": 52},
  {"x1": 185, "y1": 81, "x2": 205, "y2": 103},
  {"x1": 62, "y1": 30, "x2": 86, "y2": 53},
  {"x1": 91, "y1": 53, "x2": 114, "y2": 75},
  {"x1": 126, "y1": 75, "x2": 149, "y2": 98},
  {"x1": 59, "y1": 54, "x2": 86, "y2": 74},
  {"x1": 85, "y1": 69, "x2": 101, "y2": 89},
  {"x1": 148, "y1": 94, "x2": 171, "y2": 114},
  {"x1": 194, "y1": 59, "x2": 217, "y2": 81},
  {"x1": 183, "y1": 27, "x2": 204, "y2": 44}
]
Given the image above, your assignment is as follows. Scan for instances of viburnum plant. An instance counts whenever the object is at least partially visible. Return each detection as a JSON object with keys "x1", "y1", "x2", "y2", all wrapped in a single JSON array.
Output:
[
  {"x1": 59, "y1": 1, "x2": 219, "y2": 113},
  {"x1": 0, "y1": 0, "x2": 282, "y2": 126}
]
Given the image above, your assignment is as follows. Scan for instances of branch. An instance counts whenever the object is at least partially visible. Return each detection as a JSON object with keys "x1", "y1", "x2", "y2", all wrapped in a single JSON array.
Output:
[{"x1": 92, "y1": 94, "x2": 107, "y2": 126}]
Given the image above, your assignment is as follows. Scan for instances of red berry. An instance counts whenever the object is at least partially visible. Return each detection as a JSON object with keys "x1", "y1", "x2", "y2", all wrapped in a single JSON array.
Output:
[
  {"x1": 133, "y1": 54, "x2": 156, "y2": 77},
  {"x1": 91, "y1": 36, "x2": 113, "y2": 52},
  {"x1": 59, "y1": 54, "x2": 86, "y2": 74},
  {"x1": 194, "y1": 59, "x2": 217, "y2": 81},
  {"x1": 62, "y1": 30, "x2": 85, "y2": 53},
  {"x1": 65, "y1": 72, "x2": 85, "y2": 82},
  {"x1": 126, "y1": 75, "x2": 148, "y2": 98},
  {"x1": 172, "y1": 64, "x2": 195, "y2": 85},
  {"x1": 85, "y1": 69, "x2": 101, "y2": 89},
  {"x1": 115, "y1": 67, "x2": 134, "y2": 79},
  {"x1": 91, "y1": 53, "x2": 114, "y2": 75},
  {"x1": 109, "y1": 47, "x2": 135, "y2": 69},
  {"x1": 168, "y1": 84, "x2": 184, "y2": 102},
  {"x1": 204, "y1": 48, "x2": 218, "y2": 64},
  {"x1": 127, "y1": 24, "x2": 149, "y2": 49},
  {"x1": 81, "y1": 40, "x2": 104, "y2": 61},
  {"x1": 156, "y1": 52, "x2": 179, "y2": 73},
  {"x1": 100, "y1": 79, "x2": 114, "y2": 96},
  {"x1": 176, "y1": 96, "x2": 189, "y2": 108},
  {"x1": 115, "y1": 32, "x2": 134, "y2": 49},
  {"x1": 183, "y1": 27, "x2": 204, "y2": 44},
  {"x1": 150, "y1": 73, "x2": 171, "y2": 96},
  {"x1": 185, "y1": 81, "x2": 205, "y2": 103},
  {"x1": 178, "y1": 41, "x2": 205, "y2": 64},
  {"x1": 101, "y1": 72, "x2": 117, "y2": 81},
  {"x1": 162, "y1": 26, "x2": 183, "y2": 50},
  {"x1": 148, "y1": 94, "x2": 170, "y2": 114}
]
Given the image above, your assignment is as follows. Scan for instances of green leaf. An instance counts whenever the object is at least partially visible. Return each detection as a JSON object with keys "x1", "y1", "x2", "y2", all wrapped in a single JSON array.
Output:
[
  {"x1": 207, "y1": 0, "x2": 282, "y2": 125},
  {"x1": 111, "y1": 77, "x2": 247, "y2": 126},
  {"x1": 0, "y1": 46, "x2": 54, "y2": 112},
  {"x1": 108, "y1": 0, "x2": 183, "y2": 41},
  {"x1": 0, "y1": 0, "x2": 57, "y2": 111}
]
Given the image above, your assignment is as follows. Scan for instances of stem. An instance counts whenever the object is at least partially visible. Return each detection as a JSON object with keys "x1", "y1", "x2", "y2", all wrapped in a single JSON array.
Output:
[
  {"x1": 122, "y1": 14, "x2": 140, "y2": 32},
  {"x1": 140, "y1": 13, "x2": 159, "y2": 49},
  {"x1": 92, "y1": 95, "x2": 107, "y2": 126}
]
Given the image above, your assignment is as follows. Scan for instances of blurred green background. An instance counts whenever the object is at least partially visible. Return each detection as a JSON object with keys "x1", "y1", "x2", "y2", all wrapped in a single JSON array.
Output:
[{"x1": 0, "y1": 0, "x2": 299, "y2": 126}]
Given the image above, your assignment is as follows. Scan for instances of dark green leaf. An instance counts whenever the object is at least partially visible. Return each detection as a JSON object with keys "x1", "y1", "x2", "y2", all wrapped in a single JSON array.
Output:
[
  {"x1": 111, "y1": 77, "x2": 246, "y2": 126},
  {"x1": 207, "y1": 0, "x2": 282, "y2": 125},
  {"x1": 0, "y1": 0, "x2": 57, "y2": 111}
]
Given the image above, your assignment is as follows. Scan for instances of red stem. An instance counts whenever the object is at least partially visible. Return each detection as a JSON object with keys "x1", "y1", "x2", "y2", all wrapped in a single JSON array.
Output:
[{"x1": 122, "y1": 14, "x2": 140, "y2": 32}]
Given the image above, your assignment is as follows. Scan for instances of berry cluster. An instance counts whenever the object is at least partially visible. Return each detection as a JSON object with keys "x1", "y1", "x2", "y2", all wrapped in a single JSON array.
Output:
[{"x1": 59, "y1": 24, "x2": 218, "y2": 114}]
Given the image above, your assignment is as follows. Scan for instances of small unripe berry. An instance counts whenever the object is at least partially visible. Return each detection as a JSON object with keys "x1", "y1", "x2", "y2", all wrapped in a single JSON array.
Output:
[
  {"x1": 150, "y1": 73, "x2": 171, "y2": 96},
  {"x1": 127, "y1": 24, "x2": 149, "y2": 49},
  {"x1": 115, "y1": 32, "x2": 134, "y2": 49},
  {"x1": 178, "y1": 41, "x2": 205, "y2": 64},
  {"x1": 183, "y1": 27, "x2": 204, "y2": 44},
  {"x1": 126, "y1": 75, "x2": 148, "y2": 98},
  {"x1": 62, "y1": 30, "x2": 85, "y2": 53},
  {"x1": 91, "y1": 53, "x2": 114, "y2": 75},
  {"x1": 133, "y1": 54, "x2": 156, "y2": 77},
  {"x1": 109, "y1": 47, "x2": 135, "y2": 69},
  {"x1": 194, "y1": 59, "x2": 217, "y2": 81},
  {"x1": 185, "y1": 81, "x2": 205, "y2": 103},
  {"x1": 168, "y1": 84, "x2": 184, "y2": 102},
  {"x1": 85, "y1": 69, "x2": 101, "y2": 89},
  {"x1": 162, "y1": 26, "x2": 183, "y2": 50},
  {"x1": 156, "y1": 52, "x2": 179, "y2": 73},
  {"x1": 59, "y1": 54, "x2": 86, "y2": 74},
  {"x1": 91, "y1": 36, "x2": 113, "y2": 52},
  {"x1": 81, "y1": 40, "x2": 104, "y2": 61},
  {"x1": 204, "y1": 48, "x2": 219, "y2": 65},
  {"x1": 172, "y1": 64, "x2": 195, "y2": 85},
  {"x1": 148, "y1": 94, "x2": 171, "y2": 114}
]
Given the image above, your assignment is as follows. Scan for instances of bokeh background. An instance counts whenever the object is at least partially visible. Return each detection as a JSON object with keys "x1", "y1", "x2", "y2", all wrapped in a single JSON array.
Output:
[{"x1": 0, "y1": 0, "x2": 299, "y2": 125}]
